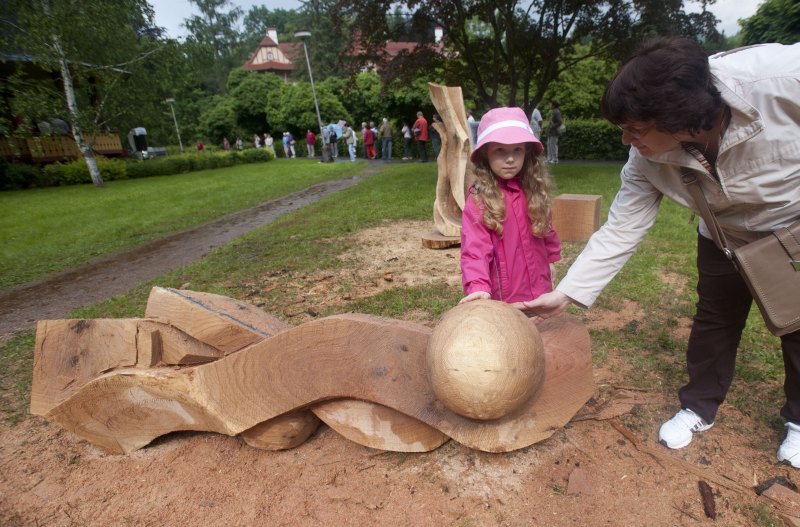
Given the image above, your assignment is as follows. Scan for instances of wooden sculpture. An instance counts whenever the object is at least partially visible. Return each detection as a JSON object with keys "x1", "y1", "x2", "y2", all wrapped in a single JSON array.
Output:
[
  {"x1": 427, "y1": 301, "x2": 545, "y2": 420},
  {"x1": 31, "y1": 287, "x2": 593, "y2": 454},
  {"x1": 422, "y1": 83, "x2": 474, "y2": 249}
]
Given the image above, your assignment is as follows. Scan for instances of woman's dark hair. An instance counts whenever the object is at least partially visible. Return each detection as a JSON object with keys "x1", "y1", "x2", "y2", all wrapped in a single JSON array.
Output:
[
  {"x1": 600, "y1": 36, "x2": 723, "y2": 135},
  {"x1": 550, "y1": 99, "x2": 559, "y2": 108}
]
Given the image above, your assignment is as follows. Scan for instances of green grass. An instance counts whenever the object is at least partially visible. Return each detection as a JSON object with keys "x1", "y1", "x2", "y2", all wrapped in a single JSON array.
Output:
[
  {"x1": 0, "y1": 159, "x2": 365, "y2": 291},
  {"x1": 0, "y1": 161, "x2": 786, "y2": 433}
]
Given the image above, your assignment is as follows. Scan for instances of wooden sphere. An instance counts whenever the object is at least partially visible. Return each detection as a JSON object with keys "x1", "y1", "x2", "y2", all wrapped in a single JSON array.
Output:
[{"x1": 426, "y1": 300, "x2": 545, "y2": 420}]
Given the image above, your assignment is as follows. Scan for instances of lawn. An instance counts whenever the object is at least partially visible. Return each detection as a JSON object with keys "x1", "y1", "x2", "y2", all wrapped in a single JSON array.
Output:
[
  {"x1": 0, "y1": 159, "x2": 365, "y2": 291},
  {"x1": 0, "y1": 160, "x2": 784, "y2": 433}
]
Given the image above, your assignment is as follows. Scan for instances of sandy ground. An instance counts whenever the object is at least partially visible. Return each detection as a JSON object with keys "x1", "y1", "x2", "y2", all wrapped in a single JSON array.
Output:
[{"x1": 2, "y1": 220, "x2": 799, "y2": 526}]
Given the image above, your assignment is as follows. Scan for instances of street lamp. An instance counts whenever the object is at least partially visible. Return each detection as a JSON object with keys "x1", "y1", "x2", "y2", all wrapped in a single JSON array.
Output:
[
  {"x1": 294, "y1": 31, "x2": 324, "y2": 139},
  {"x1": 165, "y1": 97, "x2": 184, "y2": 153}
]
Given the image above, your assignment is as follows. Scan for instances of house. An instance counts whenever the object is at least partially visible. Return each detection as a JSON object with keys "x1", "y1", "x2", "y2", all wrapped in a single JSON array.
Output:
[
  {"x1": 242, "y1": 28, "x2": 302, "y2": 81},
  {"x1": 242, "y1": 26, "x2": 444, "y2": 79}
]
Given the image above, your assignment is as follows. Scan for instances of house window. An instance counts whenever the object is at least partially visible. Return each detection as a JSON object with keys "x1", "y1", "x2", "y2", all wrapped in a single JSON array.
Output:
[{"x1": 267, "y1": 51, "x2": 274, "y2": 60}]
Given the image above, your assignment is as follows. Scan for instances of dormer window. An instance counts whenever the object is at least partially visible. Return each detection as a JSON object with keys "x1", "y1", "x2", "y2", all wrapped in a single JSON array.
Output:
[{"x1": 267, "y1": 51, "x2": 274, "y2": 60}]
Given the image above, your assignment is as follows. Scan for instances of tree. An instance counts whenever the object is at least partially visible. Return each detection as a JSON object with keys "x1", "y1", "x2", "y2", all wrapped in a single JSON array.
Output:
[
  {"x1": 264, "y1": 80, "x2": 350, "y2": 135},
  {"x1": 337, "y1": 0, "x2": 721, "y2": 117},
  {"x1": 241, "y1": 6, "x2": 302, "y2": 48},
  {"x1": 184, "y1": 0, "x2": 245, "y2": 94},
  {"x1": 227, "y1": 68, "x2": 284, "y2": 133},
  {"x1": 542, "y1": 44, "x2": 618, "y2": 119},
  {"x1": 293, "y1": 0, "x2": 352, "y2": 81},
  {"x1": 740, "y1": 0, "x2": 800, "y2": 45},
  {"x1": 1, "y1": 0, "x2": 159, "y2": 186}
]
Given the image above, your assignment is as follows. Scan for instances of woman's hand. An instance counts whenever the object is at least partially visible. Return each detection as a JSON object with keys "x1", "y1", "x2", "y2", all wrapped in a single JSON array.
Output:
[
  {"x1": 514, "y1": 290, "x2": 572, "y2": 321},
  {"x1": 459, "y1": 291, "x2": 491, "y2": 304}
]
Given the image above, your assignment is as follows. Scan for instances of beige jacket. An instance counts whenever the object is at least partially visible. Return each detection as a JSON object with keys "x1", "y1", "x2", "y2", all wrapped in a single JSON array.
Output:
[{"x1": 558, "y1": 43, "x2": 800, "y2": 308}]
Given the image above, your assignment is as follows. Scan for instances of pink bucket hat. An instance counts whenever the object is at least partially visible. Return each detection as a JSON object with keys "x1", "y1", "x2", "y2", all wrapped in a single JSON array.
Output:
[{"x1": 470, "y1": 107, "x2": 543, "y2": 162}]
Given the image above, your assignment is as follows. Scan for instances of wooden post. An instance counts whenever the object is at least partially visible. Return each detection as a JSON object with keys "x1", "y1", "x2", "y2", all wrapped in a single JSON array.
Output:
[{"x1": 552, "y1": 194, "x2": 602, "y2": 241}]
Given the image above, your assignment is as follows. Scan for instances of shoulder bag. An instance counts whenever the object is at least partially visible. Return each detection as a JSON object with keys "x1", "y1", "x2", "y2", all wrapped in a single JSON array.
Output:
[{"x1": 682, "y1": 172, "x2": 800, "y2": 336}]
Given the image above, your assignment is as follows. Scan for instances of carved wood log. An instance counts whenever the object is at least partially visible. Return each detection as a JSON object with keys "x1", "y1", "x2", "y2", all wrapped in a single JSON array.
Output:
[
  {"x1": 143, "y1": 288, "x2": 448, "y2": 451},
  {"x1": 312, "y1": 399, "x2": 449, "y2": 452},
  {"x1": 32, "y1": 287, "x2": 460, "y2": 452},
  {"x1": 427, "y1": 83, "x2": 474, "y2": 239},
  {"x1": 34, "y1": 294, "x2": 593, "y2": 454}
]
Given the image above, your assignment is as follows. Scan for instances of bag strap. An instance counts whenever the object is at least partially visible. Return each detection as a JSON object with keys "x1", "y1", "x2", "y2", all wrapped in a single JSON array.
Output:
[
  {"x1": 680, "y1": 170, "x2": 734, "y2": 260},
  {"x1": 775, "y1": 226, "x2": 800, "y2": 270}
]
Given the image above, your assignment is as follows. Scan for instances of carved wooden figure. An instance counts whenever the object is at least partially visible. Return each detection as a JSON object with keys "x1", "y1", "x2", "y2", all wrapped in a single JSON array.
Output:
[
  {"x1": 422, "y1": 83, "x2": 474, "y2": 248},
  {"x1": 31, "y1": 287, "x2": 593, "y2": 454}
]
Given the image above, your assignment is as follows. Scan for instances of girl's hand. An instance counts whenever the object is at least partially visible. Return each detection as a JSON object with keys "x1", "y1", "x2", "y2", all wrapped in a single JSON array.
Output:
[{"x1": 459, "y1": 291, "x2": 491, "y2": 304}]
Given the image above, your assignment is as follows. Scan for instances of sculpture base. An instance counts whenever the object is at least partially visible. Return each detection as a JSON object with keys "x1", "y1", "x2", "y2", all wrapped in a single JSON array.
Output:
[{"x1": 421, "y1": 230, "x2": 460, "y2": 250}]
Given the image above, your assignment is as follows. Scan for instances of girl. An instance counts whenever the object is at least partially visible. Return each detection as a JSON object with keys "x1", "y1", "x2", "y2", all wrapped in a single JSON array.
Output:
[{"x1": 460, "y1": 106, "x2": 561, "y2": 305}]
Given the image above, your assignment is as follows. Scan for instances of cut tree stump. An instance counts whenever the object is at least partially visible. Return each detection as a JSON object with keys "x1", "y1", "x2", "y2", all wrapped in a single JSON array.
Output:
[{"x1": 32, "y1": 287, "x2": 593, "y2": 455}]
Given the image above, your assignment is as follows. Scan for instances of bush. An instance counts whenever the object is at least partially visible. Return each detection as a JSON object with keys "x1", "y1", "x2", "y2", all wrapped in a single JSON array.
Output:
[
  {"x1": 42, "y1": 157, "x2": 128, "y2": 185},
  {"x1": 125, "y1": 149, "x2": 272, "y2": 180},
  {"x1": 555, "y1": 119, "x2": 630, "y2": 161},
  {"x1": 241, "y1": 148, "x2": 274, "y2": 163},
  {"x1": 0, "y1": 161, "x2": 45, "y2": 190}
]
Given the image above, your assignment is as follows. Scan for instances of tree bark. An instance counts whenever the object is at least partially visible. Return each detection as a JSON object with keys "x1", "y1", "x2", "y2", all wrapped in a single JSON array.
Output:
[{"x1": 57, "y1": 55, "x2": 104, "y2": 187}]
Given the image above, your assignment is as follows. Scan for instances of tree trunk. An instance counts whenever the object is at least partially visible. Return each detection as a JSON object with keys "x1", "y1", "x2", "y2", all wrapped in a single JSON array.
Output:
[{"x1": 57, "y1": 53, "x2": 104, "y2": 187}]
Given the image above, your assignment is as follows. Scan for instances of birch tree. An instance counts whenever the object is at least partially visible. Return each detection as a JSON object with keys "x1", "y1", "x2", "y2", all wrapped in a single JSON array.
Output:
[{"x1": 1, "y1": 0, "x2": 157, "y2": 186}]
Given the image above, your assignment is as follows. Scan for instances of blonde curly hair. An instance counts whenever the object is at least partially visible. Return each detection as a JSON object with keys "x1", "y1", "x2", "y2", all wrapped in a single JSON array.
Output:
[{"x1": 469, "y1": 144, "x2": 554, "y2": 237}]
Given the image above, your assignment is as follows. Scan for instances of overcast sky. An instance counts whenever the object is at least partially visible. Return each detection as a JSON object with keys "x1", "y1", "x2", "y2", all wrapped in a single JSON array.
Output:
[{"x1": 150, "y1": 0, "x2": 764, "y2": 40}]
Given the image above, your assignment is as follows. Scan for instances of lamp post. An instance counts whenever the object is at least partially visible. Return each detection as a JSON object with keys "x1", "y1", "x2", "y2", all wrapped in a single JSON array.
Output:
[
  {"x1": 165, "y1": 98, "x2": 184, "y2": 153},
  {"x1": 294, "y1": 31, "x2": 323, "y2": 139}
]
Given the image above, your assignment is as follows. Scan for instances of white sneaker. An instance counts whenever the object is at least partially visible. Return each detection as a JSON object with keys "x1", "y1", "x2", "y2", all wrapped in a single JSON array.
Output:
[
  {"x1": 658, "y1": 408, "x2": 714, "y2": 449},
  {"x1": 778, "y1": 422, "x2": 800, "y2": 468}
]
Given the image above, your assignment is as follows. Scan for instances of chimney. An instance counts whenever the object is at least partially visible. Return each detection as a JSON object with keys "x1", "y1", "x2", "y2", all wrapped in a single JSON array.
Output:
[
  {"x1": 267, "y1": 27, "x2": 278, "y2": 44},
  {"x1": 434, "y1": 26, "x2": 443, "y2": 43}
]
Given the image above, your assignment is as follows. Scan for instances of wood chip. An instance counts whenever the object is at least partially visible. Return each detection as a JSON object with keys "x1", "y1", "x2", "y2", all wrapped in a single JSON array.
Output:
[{"x1": 698, "y1": 480, "x2": 716, "y2": 519}]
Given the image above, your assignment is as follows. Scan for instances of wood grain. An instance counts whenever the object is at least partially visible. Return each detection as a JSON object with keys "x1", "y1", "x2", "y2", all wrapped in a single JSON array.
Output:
[{"x1": 44, "y1": 311, "x2": 592, "y2": 454}]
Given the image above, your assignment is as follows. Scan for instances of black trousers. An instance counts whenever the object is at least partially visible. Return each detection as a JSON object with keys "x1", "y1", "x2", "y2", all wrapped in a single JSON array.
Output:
[
  {"x1": 679, "y1": 234, "x2": 800, "y2": 424},
  {"x1": 416, "y1": 139, "x2": 428, "y2": 162}
]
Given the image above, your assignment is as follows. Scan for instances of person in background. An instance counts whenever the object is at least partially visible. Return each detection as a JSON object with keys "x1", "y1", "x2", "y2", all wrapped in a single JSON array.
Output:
[
  {"x1": 431, "y1": 114, "x2": 443, "y2": 160},
  {"x1": 412, "y1": 111, "x2": 429, "y2": 163},
  {"x1": 264, "y1": 133, "x2": 275, "y2": 156},
  {"x1": 460, "y1": 106, "x2": 560, "y2": 306},
  {"x1": 401, "y1": 120, "x2": 413, "y2": 160},
  {"x1": 343, "y1": 124, "x2": 357, "y2": 161},
  {"x1": 223, "y1": 137, "x2": 231, "y2": 151},
  {"x1": 526, "y1": 37, "x2": 800, "y2": 466},
  {"x1": 530, "y1": 107, "x2": 543, "y2": 139},
  {"x1": 236, "y1": 137, "x2": 243, "y2": 150},
  {"x1": 253, "y1": 134, "x2": 261, "y2": 149},
  {"x1": 379, "y1": 118, "x2": 393, "y2": 160},
  {"x1": 362, "y1": 122, "x2": 376, "y2": 160},
  {"x1": 546, "y1": 100, "x2": 562, "y2": 164},
  {"x1": 196, "y1": 140, "x2": 204, "y2": 153},
  {"x1": 321, "y1": 125, "x2": 333, "y2": 162},
  {"x1": 467, "y1": 111, "x2": 478, "y2": 145},
  {"x1": 370, "y1": 122, "x2": 379, "y2": 158},
  {"x1": 306, "y1": 129, "x2": 316, "y2": 158},
  {"x1": 331, "y1": 124, "x2": 340, "y2": 159}
]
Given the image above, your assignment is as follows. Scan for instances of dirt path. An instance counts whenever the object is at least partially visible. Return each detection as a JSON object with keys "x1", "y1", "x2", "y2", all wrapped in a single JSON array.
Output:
[{"x1": 0, "y1": 172, "x2": 371, "y2": 337}]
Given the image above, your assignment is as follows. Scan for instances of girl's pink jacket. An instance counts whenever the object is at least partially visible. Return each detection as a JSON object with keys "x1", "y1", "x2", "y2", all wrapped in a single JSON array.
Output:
[{"x1": 461, "y1": 177, "x2": 561, "y2": 302}]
